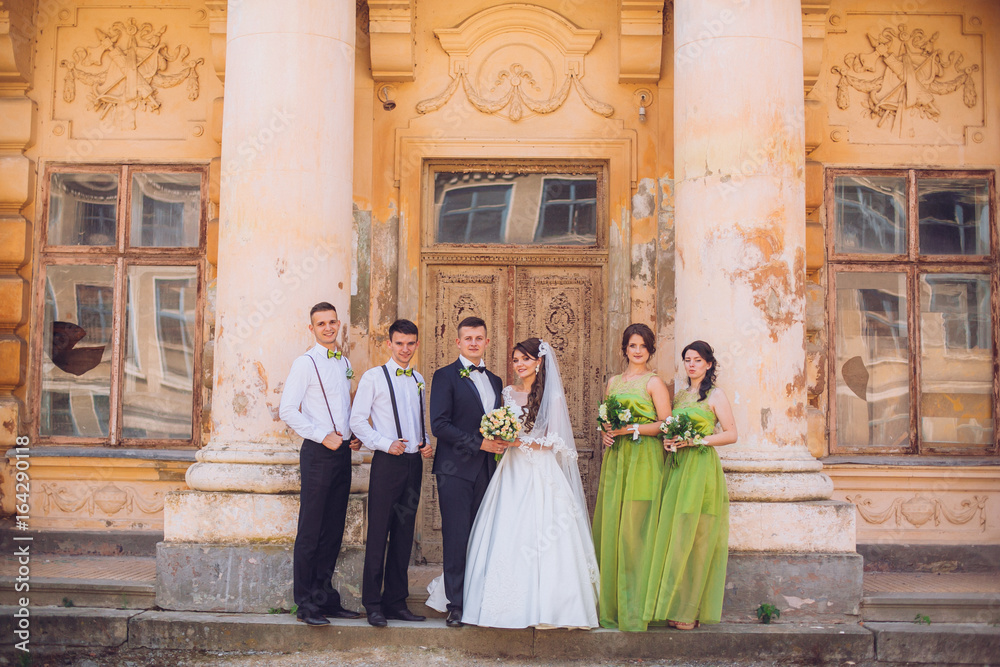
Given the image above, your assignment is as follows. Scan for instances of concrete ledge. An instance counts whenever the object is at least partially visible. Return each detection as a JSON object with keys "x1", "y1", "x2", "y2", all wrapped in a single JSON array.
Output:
[
  {"x1": 0, "y1": 527, "x2": 161, "y2": 557},
  {"x1": 129, "y1": 612, "x2": 535, "y2": 657},
  {"x1": 156, "y1": 542, "x2": 364, "y2": 613},
  {"x1": 0, "y1": 606, "x2": 139, "y2": 647},
  {"x1": 862, "y1": 593, "x2": 1000, "y2": 624},
  {"x1": 0, "y1": 577, "x2": 154, "y2": 609},
  {"x1": 533, "y1": 623, "x2": 874, "y2": 662},
  {"x1": 729, "y1": 500, "x2": 856, "y2": 553},
  {"x1": 859, "y1": 543, "x2": 1000, "y2": 573},
  {"x1": 723, "y1": 552, "x2": 863, "y2": 623},
  {"x1": 868, "y1": 622, "x2": 1000, "y2": 665}
]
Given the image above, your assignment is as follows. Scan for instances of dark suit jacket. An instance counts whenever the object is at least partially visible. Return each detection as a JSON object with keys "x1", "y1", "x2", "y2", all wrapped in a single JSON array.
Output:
[{"x1": 430, "y1": 358, "x2": 503, "y2": 482}]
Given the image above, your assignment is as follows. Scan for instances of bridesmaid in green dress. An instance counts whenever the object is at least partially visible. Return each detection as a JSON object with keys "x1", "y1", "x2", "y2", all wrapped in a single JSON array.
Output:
[
  {"x1": 592, "y1": 323, "x2": 671, "y2": 631},
  {"x1": 644, "y1": 340, "x2": 738, "y2": 630}
]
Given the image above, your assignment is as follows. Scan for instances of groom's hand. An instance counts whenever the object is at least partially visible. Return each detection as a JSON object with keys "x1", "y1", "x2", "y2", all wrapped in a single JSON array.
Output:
[
  {"x1": 480, "y1": 438, "x2": 505, "y2": 455},
  {"x1": 388, "y1": 439, "x2": 407, "y2": 455},
  {"x1": 322, "y1": 431, "x2": 344, "y2": 451}
]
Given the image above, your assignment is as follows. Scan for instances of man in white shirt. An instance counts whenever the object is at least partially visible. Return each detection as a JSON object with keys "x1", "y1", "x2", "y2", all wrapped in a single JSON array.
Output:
[
  {"x1": 278, "y1": 302, "x2": 361, "y2": 626},
  {"x1": 350, "y1": 318, "x2": 434, "y2": 627}
]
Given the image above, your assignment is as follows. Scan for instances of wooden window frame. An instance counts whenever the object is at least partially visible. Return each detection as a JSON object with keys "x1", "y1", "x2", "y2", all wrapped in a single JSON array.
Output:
[
  {"x1": 31, "y1": 163, "x2": 208, "y2": 449},
  {"x1": 826, "y1": 168, "x2": 999, "y2": 456},
  {"x1": 423, "y1": 160, "x2": 609, "y2": 254}
]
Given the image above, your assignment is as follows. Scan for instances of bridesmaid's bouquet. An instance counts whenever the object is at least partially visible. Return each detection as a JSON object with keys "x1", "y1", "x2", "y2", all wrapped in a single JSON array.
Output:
[
  {"x1": 661, "y1": 414, "x2": 708, "y2": 461},
  {"x1": 597, "y1": 395, "x2": 631, "y2": 431},
  {"x1": 480, "y1": 406, "x2": 521, "y2": 461}
]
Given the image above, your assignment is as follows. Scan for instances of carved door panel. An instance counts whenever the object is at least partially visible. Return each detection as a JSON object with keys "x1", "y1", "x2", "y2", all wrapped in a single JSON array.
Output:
[
  {"x1": 417, "y1": 264, "x2": 513, "y2": 562},
  {"x1": 513, "y1": 266, "x2": 604, "y2": 516},
  {"x1": 416, "y1": 262, "x2": 606, "y2": 563}
]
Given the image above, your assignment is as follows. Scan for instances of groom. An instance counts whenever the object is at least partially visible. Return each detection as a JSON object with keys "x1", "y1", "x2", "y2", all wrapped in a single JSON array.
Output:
[{"x1": 430, "y1": 316, "x2": 505, "y2": 627}]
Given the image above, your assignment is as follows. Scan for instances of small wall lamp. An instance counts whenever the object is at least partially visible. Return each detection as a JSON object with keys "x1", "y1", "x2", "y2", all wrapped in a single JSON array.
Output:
[
  {"x1": 635, "y1": 89, "x2": 652, "y2": 123},
  {"x1": 378, "y1": 85, "x2": 396, "y2": 111}
]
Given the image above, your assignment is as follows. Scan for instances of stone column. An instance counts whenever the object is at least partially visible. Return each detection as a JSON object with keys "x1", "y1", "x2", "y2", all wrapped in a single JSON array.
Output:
[
  {"x1": 157, "y1": 0, "x2": 368, "y2": 613},
  {"x1": 673, "y1": 0, "x2": 860, "y2": 621}
]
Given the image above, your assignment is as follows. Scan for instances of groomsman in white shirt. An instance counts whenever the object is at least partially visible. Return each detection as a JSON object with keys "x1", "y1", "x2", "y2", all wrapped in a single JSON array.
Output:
[
  {"x1": 278, "y1": 302, "x2": 362, "y2": 626},
  {"x1": 350, "y1": 319, "x2": 434, "y2": 627}
]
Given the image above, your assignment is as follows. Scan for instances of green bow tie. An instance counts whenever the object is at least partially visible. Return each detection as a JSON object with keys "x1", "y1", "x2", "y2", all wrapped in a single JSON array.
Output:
[
  {"x1": 396, "y1": 368, "x2": 413, "y2": 377},
  {"x1": 327, "y1": 350, "x2": 342, "y2": 360}
]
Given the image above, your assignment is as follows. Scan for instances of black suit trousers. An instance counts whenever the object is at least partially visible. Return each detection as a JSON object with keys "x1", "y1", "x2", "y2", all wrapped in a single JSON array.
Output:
[
  {"x1": 436, "y1": 457, "x2": 492, "y2": 613},
  {"x1": 362, "y1": 450, "x2": 423, "y2": 613},
  {"x1": 293, "y1": 438, "x2": 352, "y2": 615}
]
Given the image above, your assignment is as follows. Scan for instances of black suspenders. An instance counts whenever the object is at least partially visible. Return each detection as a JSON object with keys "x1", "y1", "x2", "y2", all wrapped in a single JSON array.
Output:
[{"x1": 381, "y1": 365, "x2": 427, "y2": 448}]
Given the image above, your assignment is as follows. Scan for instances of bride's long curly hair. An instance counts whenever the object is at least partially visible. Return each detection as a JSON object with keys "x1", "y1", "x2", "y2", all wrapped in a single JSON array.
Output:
[{"x1": 513, "y1": 337, "x2": 546, "y2": 430}]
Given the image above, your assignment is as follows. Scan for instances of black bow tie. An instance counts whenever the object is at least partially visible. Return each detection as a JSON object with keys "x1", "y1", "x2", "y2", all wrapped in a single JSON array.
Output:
[{"x1": 469, "y1": 365, "x2": 487, "y2": 373}]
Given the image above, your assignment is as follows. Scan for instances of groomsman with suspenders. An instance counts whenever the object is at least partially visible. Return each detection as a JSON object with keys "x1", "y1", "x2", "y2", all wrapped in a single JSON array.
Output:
[
  {"x1": 278, "y1": 302, "x2": 362, "y2": 626},
  {"x1": 350, "y1": 319, "x2": 434, "y2": 627}
]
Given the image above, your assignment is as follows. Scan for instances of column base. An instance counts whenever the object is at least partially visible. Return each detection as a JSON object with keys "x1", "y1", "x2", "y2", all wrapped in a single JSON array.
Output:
[
  {"x1": 155, "y1": 542, "x2": 365, "y2": 613},
  {"x1": 158, "y1": 489, "x2": 368, "y2": 612},
  {"x1": 729, "y1": 500, "x2": 857, "y2": 552},
  {"x1": 723, "y1": 552, "x2": 863, "y2": 623}
]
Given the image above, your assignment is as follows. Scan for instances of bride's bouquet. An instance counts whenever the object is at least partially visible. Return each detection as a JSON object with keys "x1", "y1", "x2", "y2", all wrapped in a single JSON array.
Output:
[
  {"x1": 480, "y1": 406, "x2": 521, "y2": 461},
  {"x1": 660, "y1": 414, "x2": 707, "y2": 465}
]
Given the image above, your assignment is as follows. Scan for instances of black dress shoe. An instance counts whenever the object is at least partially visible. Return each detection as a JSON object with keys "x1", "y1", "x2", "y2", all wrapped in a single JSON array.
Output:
[
  {"x1": 384, "y1": 608, "x2": 425, "y2": 622},
  {"x1": 366, "y1": 610, "x2": 388, "y2": 627},
  {"x1": 320, "y1": 607, "x2": 362, "y2": 619},
  {"x1": 296, "y1": 613, "x2": 330, "y2": 626},
  {"x1": 445, "y1": 609, "x2": 464, "y2": 627}
]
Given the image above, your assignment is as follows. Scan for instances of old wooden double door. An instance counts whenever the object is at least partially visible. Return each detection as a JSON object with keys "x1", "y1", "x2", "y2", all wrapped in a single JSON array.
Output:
[{"x1": 415, "y1": 259, "x2": 607, "y2": 563}]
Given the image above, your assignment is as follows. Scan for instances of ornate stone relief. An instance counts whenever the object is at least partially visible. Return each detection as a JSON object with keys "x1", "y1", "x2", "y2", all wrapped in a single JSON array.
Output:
[
  {"x1": 826, "y1": 14, "x2": 984, "y2": 144},
  {"x1": 41, "y1": 483, "x2": 164, "y2": 516},
  {"x1": 832, "y1": 24, "x2": 978, "y2": 131},
  {"x1": 417, "y1": 5, "x2": 613, "y2": 122},
  {"x1": 59, "y1": 17, "x2": 203, "y2": 130},
  {"x1": 847, "y1": 493, "x2": 987, "y2": 532}
]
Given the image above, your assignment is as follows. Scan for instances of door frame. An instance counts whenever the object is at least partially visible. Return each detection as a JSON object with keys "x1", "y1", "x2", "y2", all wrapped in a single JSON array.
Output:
[{"x1": 394, "y1": 134, "x2": 636, "y2": 371}]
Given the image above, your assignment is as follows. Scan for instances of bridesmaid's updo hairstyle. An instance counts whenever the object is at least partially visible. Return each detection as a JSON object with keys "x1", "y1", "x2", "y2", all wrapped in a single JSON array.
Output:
[
  {"x1": 621, "y1": 323, "x2": 656, "y2": 364},
  {"x1": 682, "y1": 340, "x2": 718, "y2": 402},
  {"x1": 513, "y1": 337, "x2": 545, "y2": 431}
]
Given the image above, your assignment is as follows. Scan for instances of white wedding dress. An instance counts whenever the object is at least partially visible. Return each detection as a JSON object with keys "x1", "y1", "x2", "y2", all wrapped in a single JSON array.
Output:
[{"x1": 426, "y1": 343, "x2": 599, "y2": 629}]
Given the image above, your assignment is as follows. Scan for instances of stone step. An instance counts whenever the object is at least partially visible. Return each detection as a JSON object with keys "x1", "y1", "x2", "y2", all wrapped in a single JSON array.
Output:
[
  {"x1": 861, "y1": 592, "x2": 1000, "y2": 624},
  {"x1": 0, "y1": 576, "x2": 154, "y2": 609},
  {"x1": 0, "y1": 606, "x2": 877, "y2": 663},
  {"x1": 866, "y1": 622, "x2": 1000, "y2": 665}
]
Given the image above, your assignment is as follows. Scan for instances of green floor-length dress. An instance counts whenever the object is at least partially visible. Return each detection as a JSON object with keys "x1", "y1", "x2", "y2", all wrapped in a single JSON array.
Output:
[
  {"x1": 592, "y1": 372, "x2": 664, "y2": 632},
  {"x1": 644, "y1": 386, "x2": 729, "y2": 625}
]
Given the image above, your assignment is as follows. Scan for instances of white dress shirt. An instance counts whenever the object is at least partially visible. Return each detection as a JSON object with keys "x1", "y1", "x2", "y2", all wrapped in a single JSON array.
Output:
[
  {"x1": 460, "y1": 354, "x2": 495, "y2": 414},
  {"x1": 279, "y1": 344, "x2": 353, "y2": 443},
  {"x1": 350, "y1": 358, "x2": 428, "y2": 454}
]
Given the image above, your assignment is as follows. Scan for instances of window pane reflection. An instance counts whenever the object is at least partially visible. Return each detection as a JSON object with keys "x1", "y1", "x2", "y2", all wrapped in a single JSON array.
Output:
[
  {"x1": 835, "y1": 272, "x2": 910, "y2": 449},
  {"x1": 48, "y1": 173, "x2": 119, "y2": 246},
  {"x1": 919, "y1": 274, "x2": 993, "y2": 446},
  {"x1": 130, "y1": 173, "x2": 201, "y2": 247},
  {"x1": 918, "y1": 178, "x2": 990, "y2": 256},
  {"x1": 434, "y1": 171, "x2": 599, "y2": 245},
  {"x1": 834, "y1": 176, "x2": 906, "y2": 255},
  {"x1": 40, "y1": 265, "x2": 115, "y2": 437},
  {"x1": 122, "y1": 266, "x2": 197, "y2": 440}
]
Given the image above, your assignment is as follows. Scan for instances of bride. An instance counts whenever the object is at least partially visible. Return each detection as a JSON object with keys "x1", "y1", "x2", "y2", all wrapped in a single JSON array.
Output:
[{"x1": 427, "y1": 338, "x2": 599, "y2": 629}]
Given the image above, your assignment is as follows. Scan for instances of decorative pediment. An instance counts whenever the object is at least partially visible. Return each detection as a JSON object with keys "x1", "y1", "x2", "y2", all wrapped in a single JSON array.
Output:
[{"x1": 417, "y1": 4, "x2": 613, "y2": 122}]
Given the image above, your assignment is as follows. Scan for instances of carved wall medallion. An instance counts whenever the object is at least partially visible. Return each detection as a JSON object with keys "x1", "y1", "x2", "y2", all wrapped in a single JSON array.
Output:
[
  {"x1": 827, "y1": 15, "x2": 984, "y2": 144},
  {"x1": 59, "y1": 17, "x2": 203, "y2": 130},
  {"x1": 416, "y1": 5, "x2": 613, "y2": 122},
  {"x1": 847, "y1": 493, "x2": 988, "y2": 532},
  {"x1": 41, "y1": 482, "x2": 165, "y2": 516}
]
